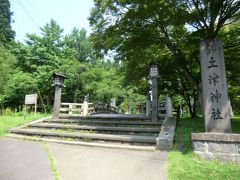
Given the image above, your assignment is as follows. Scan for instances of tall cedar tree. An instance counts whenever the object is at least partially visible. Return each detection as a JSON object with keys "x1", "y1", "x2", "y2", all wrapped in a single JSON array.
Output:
[{"x1": 0, "y1": 0, "x2": 15, "y2": 45}]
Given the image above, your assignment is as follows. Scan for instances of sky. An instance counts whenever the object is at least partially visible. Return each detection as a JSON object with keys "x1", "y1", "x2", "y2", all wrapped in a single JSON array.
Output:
[{"x1": 10, "y1": 0, "x2": 94, "y2": 43}]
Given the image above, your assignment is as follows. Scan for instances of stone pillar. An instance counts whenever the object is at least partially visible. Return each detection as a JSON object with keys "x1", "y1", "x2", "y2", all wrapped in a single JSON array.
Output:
[
  {"x1": 146, "y1": 95, "x2": 151, "y2": 117},
  {"x1": 82, "y1": 96, "x2": 88, "y2": 116},
  {"x1": 53, "y1": 86, "x2": 62, "y2": 120},
  {"x1": 151, "y1": 78, "x2": 158, "y2": 121},
  {"x1": 146, "y1": 100, "x2": 149, "y2": 117},
  {"x1": 200, "y1": 39, "x2": 231, "y2": 132},
  {"x1": 111, "y1": 98, "x2": 116, "y2": 107},
  {"x1": 52, "y1": 73, "x2": 66, "y2": 120},
  {"x1": 166, "y1": 97, "x2": 173, "y2": 118},
  {"x1": 82, "y1": 101, "x2": 88, "y2": 116}
]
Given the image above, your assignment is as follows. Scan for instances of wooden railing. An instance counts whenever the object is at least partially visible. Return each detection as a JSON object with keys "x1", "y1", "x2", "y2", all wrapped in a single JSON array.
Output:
[
  {"x1": 60, "y1": 102, "x2": 119, "y2": 116},
  {"x1": 60, "y1": 103, "x2": 83, "y2": 116},
  {"x1": 88, "y1": 103, "x2": 95, "y2": 114}
]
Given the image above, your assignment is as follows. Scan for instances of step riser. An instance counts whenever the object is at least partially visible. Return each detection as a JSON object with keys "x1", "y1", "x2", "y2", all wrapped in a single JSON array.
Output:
[
  {"x1": 10, "y1": 132, "x2": 156, "y2": 145},
  {"x1": 28, "y1": 124, "x2": 160, "y2": 133},
  {"x1": 59, "y1": 116, "x2": 151, "y2": 121},
  {"x1": 7, "y1": 134, "x2": 156, "y2": 151},
  {"x1": 10, "y1": 129, "x2": 156, "y2": 144},
  {"x1": 43, "y1": 120, "x2": 162, "y2": 126},
  {"x1": 27, "y1": 129, "x2": 158, "y2": 136}
]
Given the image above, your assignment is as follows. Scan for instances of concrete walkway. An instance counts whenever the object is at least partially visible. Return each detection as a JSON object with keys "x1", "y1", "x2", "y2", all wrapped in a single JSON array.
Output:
[
  {"x1": 49, "y1": 143, "x2": 168, "y2": 180},
  {"x1": 0, "y1": 138, "x2": 168, "y2": 180},
  {"x1": 0, "y1": 138, "x2": 54, "y2": 180}
]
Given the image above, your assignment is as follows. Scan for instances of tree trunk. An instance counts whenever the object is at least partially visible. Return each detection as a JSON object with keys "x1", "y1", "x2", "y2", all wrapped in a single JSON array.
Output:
[{"x1": 73, "y1": 85, "x2": 79, "y2": 103}]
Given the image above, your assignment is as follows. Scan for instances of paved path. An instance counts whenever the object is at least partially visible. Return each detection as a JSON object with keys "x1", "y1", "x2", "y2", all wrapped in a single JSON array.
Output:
[
  {"x1": 0, "y1": 138, "x2": 168, "y2": 180},
  {"x1": 0, "y1": 138, "x2": 54, "y2": 180},
  {"x1": 49, "y1": 143, "x2": 168, "y2": 180}
]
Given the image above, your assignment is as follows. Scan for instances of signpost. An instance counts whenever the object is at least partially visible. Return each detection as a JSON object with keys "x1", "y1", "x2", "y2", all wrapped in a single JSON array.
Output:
[{"x1": 25, "y1": 93, "x2": 37, "y2": 116}]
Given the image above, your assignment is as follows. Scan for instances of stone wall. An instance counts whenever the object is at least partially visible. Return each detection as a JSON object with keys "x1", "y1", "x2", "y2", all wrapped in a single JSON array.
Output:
[
  {"x1": 156, "y1": 117, "x2": 176, "y2": 151},
  {"x1": 192, "y1": 133, "x2": 240, "y2": 163}
]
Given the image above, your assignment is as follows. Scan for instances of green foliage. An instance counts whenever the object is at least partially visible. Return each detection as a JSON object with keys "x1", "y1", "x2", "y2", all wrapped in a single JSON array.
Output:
[
  {"x1": 168, "y1": 151, "x2": 240, "y2": 180},
  {"x1": 120, "y1": 87, "x2": 146, "y2": 113},
  {"x1": 81, "y1": 60, "x2": 125, "y2": 102},
  {"x1": 1, "y1": 1, "x2": 239, "y2": 117},
  {"x1": 219, "y1": 23, "x2": 240, "y2": 113},
  {"x1": 0, "y1": 45, "x2": 16, "y2": 104},
  {"x1": 4, "y1": 107, "x2": 13, "y2": 116},
  {"x1": 11, "y1": 20, "x2": 89, "y2": 108},
  {"x1": 0, "y1": 113, "x2": 49, "y2": 136},
  {"x1": 232, "y1": 115, "x2": 240, "y2": 133},
  {"x1": 3, "y1": 71, "x2": 38, "y2": 106},
  {"x1": 0, "y1": 0, "x2": 15, "y2": 45},
  {"x1": 174, "y1": 117, "x2": 205, "y2": 151},
  {"x1": 89, "y1": 0, "x2": 240, "y2": 117},
  {"x1": 65, "y1": 28, "x2": 93, "y2": 62}
]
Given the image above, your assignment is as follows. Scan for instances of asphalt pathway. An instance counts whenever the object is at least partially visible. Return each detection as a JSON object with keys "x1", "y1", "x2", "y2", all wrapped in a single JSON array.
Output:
[
  {"x1": 0, "y1": 138, "x2": 54, "y2": 180},
  {"x1": 0, "y1": 138, "x2": 168, "y2": 180}
]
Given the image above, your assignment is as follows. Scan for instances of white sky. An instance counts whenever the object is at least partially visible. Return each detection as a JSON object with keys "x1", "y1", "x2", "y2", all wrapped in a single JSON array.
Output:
[{"x1": 10, "y1": 0, "x2": 94, "y2": 43}]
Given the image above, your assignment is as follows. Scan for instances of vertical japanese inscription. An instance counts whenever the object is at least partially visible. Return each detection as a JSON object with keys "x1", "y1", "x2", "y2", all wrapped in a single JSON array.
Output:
[{"x1": 200, "y1": 39, "x2": 231, "y2": 132}]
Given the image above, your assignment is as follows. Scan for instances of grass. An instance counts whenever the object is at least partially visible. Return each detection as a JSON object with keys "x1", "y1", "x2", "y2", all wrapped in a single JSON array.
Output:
[
  {"x1": 232, "y1": 114, "x2": 240, "y2": 133},
  {"x1": 44, "y1": 143, "x2": 60, "y2": 180},
  {"x1": 0, "y1": 113, "x2": 50, "y2": 137},
  {"x1": 168, "y1": 116, "x2": 240, "y2": 180}
]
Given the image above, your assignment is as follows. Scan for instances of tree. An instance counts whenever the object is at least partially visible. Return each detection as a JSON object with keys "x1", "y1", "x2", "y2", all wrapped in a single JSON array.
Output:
[
  {"x1": 185, "y1": 0, "x2": 240, "y2": 39},
  {"x1": 0, "y1": 45, "x2": 16, "y2": 105},
  {"x1": 81, "y1": 60, "x2": 124, "y2": 103},
  {"x1": 65, "y1": 28, "x2": 93, "y2": 62},
  {"x1": 0, "y1": 0, "x2": 15, "y2": 45},
  {"x1": 3, "y1": 71, "x2": 38, "y2": 108},
  {"x1": 219, "y1": 22, "x2": 240, "y2": 113},
  {"x1": 11, "y1": 20, "x2": 103, "y2": 109},
  {"x1": 89, "y1": 0, "x2": 240, "y2": 117}
]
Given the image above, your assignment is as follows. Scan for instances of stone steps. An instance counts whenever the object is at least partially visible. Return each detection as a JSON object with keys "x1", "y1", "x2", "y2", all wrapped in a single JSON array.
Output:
[
  {"x1": 10, "y1": 128, "x2": 157, "y2": 144},
  {"x1": 9, "y1": 115, "x2": 163, "y2": 149},
  {"x1": 59, "y1": 115, "x2": 150, "y2": 121},
  {"x1": 28, "y1": 123, "x2": 160, "y2": 133},
  {"x1": 43, "y1": 119, "x2": 162, "y2": 126}
]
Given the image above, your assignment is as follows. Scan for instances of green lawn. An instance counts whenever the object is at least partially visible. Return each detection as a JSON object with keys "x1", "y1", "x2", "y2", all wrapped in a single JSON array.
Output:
[
  {"x1": 232, "y1": 114, "x2": 240, "y2": 133},
  {"x1": 168, "y1": 116, "x2": 240, "y2": 180},
  {"x1": 0, "y1": 113, "x2": 50, "y2": 137}
]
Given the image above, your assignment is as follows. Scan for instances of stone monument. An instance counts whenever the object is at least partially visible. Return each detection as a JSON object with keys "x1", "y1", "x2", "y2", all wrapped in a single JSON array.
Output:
[
  {"x1": 192, "y1": 39, "x2": 240, "y2": 163},
  {"x1": 200, "y1": 39, "x2": 231, "y2": 132}
]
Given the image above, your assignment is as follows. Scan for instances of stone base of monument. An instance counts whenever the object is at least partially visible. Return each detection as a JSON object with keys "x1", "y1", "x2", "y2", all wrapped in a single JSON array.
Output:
[{"x1": 191, "y1": 132, "x2": 240, "y2": 163}]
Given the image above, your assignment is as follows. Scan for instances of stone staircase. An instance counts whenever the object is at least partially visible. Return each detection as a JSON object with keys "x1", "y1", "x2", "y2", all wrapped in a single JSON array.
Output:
[{"x1": 9, "y1": 115, "x2": 163, "y2": 150}]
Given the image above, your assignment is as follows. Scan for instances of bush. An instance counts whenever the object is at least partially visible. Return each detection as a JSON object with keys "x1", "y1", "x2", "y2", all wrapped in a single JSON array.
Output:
[{"x1": 4, "y1": 108, "x2": 13, "y2": 116}]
